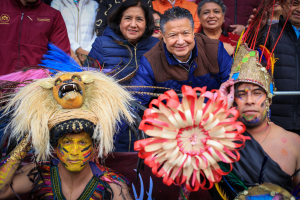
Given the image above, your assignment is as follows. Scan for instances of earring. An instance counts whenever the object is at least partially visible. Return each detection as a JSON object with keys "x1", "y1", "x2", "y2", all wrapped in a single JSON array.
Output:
[
  {"x1": 266, "y1": 99, "x2": 271, "y2": 124},
  {"x1": 267, "y1": 107, "x2": 271, "y2": 123}
]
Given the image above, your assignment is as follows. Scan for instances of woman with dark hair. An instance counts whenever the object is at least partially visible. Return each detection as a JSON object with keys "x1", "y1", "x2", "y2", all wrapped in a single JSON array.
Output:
[
  {"x1": 89, "y1": 0, "x2": 159, "y2": 83},
  {"x1": 197, "y1": 0, "x2": 240, "y2": 56},
  {"x1": 152, "y1": 10, "x2": 163, "y2": 40},
  {"x1": 94, "y1": 0, "x2": 152, "y2": 36}
]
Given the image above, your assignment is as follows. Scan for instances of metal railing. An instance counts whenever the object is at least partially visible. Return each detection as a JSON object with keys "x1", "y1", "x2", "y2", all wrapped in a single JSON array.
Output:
[
  {"x1": 274, "y1": 91, "x2": 300, "y2": 96},
  {"x1": 151, "y1": 91, "x2": 300, "y2": 98}
]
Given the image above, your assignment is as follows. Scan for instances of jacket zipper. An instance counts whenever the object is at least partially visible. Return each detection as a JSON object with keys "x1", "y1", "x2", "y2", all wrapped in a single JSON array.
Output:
[
  {"x1": 134, "y1": 44, "x2": 138, "y2": 67},
  {"x1": 128, "y1": 42, "x2": 138, "y2": 66},
  {"x1": 179, "y1": 64, "x2": 189, "y2": 72},
  {"x1": 18, "y1": 12, "x2": 24, "y2": 68},
  {"x1": 178, "y1": 57, "x2": 194, "y2": 72},
  {"x1": 76, "y1": 7, "x2": 79, "y2": 43},
  {"x1": 128, "y1": 41, "x2": 138, "y2": 66}
]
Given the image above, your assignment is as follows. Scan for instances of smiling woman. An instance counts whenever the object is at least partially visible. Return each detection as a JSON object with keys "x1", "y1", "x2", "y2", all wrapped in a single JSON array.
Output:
[
  {"x1": 88, "y1": 0, "x2": 159, "y2": 84},
  {"x1": 197, "y1": 0, "x2": 240, "y2": 56}
]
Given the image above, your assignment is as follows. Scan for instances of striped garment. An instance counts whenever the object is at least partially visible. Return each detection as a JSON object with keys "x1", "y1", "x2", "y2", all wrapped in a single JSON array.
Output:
[{"x1": 29, "y1": 161, "x2": 128, "y2": 200}]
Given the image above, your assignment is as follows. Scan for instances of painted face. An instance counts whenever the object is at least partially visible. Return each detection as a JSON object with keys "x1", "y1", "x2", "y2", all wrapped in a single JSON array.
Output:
[
  {"x1": 52, "y1": 73, "x2": 85, "y2": 109},
  {"x1": 283, "y1": 0, "x2": 300, "y2": 28},
  {"x1": 56, "y1": 132, "x2": 93, "y2": 172},
  {"x1": 198, "y1": 2, "x2": 225, "y2": 31},
  {"x1": 152, "y1": 13, "x2": 163, "y2": 40},
  {"x1": 234, "y1": 83, "x2": 268, "y2": 128},
  {"x1": 163, "y1": 18, "x2": 195, "y2": 62},
  {"x1": 120, "y1": 6, "x2": 146, "y2": 44}
]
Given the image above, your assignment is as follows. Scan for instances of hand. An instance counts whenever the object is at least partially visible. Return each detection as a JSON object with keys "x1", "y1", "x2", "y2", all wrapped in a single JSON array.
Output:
[
  {"x1": 90, "y1": 148, "x2": 100, "y2": 164},
  {"x1": 230, "y1": 25, "x2": 245, "y2": 35},
  {"x1": 247, "y1": 8, "x2": 268, "y2": 29},
  {"x1": 70, "y1": 49, "x2": 82, "y2": 66},
  {"x1": 76, "y1": 47, "x2": 89, "y2": 63},
  {"x1": 219, "y1": 79, "x2": 235, "y2": 109}
]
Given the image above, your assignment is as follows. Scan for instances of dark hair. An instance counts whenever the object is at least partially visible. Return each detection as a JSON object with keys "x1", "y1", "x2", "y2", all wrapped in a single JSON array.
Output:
[
  {"x1": 197, "y1": 0, "x2": 227, "y2": 17},
  {"x1": 108, "y1": 0, "x2": 155, "y2": 39},
  {"x1": 152, "y1": 9, "x2": 162, "y2": 18},
  {"x1": 160, "y1": 7, "x2": 194, "y2": 34}
]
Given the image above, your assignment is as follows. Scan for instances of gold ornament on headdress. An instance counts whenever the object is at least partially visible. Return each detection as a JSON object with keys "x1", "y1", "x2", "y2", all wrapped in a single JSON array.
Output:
[
  {"x1": 235, "y1": 183, "x2": 295, "y2": 200},
  {"x1": 230, "y1": 43, "x2": 275, "y2": 100}
]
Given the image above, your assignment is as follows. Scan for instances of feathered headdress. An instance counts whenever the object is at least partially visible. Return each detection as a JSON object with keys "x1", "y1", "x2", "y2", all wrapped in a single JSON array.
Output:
[
  {"x1": 230, "y1": 44, "x2": 275, "y2": 99},
  {"x1": 3, "y1": 71, "x2": 134, "y2": 161},
  {"x1": 0, "y1": 44, "x2": 137, "y2": 161},
  {"x1": 231, "y1": 0, "x2": 291, "y2": 100}
]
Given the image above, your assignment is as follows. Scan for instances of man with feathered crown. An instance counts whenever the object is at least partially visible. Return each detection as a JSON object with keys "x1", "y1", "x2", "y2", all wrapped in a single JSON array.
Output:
[
  {"x1": 0, "y1": 45, "x2": 135, "y2": 200},
  {"x1": 212, "y1": 1, "x2": 300, "y2": 199}
]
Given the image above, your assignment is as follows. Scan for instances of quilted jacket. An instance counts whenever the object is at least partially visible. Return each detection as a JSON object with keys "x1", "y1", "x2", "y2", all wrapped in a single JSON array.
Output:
[
  {"x1": 112, "y1": 34, "x2": 232, "y2": 152},
  {"x1": 88, "y1": 26, "x2": 159, "y2": 81},
  {"x1": 130, "y1": 33, "x2": 232, "y2": 106},
  {"x1": 261, "y1": 17, "x2": 300, "y2": 130}
]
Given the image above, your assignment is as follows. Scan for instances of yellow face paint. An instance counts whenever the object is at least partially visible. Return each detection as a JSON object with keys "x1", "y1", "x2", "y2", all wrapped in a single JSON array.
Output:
[{"x1": 56, "y1": 132, "x2": 93, "y2": 172}]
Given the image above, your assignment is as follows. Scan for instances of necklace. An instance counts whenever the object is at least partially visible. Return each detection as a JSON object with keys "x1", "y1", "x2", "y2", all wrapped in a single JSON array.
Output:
[{"x1": 260, "y1": 124, "x2": 271, "y2": 144}]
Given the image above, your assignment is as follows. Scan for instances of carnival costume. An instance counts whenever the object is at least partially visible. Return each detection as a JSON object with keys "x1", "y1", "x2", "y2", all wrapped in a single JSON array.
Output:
[
  {"x1": 211, "y1": 0, "x2": 300, "y2": 199},
  {"x1": 0, "y1": 44, "x2": 140, "y2": 200}
]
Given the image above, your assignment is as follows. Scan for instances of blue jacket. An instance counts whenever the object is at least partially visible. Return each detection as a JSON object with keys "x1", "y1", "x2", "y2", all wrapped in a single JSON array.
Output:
[
  {"x1": 89, "y1": 26, "x2": 159, "y2": 81},
  {"x1": 130, "y1": 33, "x2": 232, "y2": 105},
  {"x1": 115, "y1": 34, "x2": 232, "y2": 152}
]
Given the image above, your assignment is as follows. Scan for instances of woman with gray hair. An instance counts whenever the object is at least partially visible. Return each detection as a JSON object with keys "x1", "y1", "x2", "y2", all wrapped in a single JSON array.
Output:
[{"x1": 197, "y1": 0, "x2": 240, "y2": 56}]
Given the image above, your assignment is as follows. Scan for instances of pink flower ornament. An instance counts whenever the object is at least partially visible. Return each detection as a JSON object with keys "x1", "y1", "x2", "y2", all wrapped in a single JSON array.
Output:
[{"x1": 134, "y1": 86, "x2": 248, "y2": 191}]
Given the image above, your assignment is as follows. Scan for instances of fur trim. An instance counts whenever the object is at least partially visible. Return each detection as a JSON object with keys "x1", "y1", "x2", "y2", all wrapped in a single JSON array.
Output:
[{"x1": 3, "y1": 71, "x2": 134, "y2": 161}]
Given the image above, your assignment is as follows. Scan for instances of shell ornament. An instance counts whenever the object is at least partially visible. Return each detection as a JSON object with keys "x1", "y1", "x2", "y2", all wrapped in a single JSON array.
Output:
[{"x1": 134, "y1": 86, "x2": 248, "y2": 191}]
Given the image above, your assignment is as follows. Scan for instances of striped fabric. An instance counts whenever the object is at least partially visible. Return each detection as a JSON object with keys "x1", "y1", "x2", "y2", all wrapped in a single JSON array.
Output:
[{"x1": 30, "y1": 161, "x2": 128, "y2": 200}]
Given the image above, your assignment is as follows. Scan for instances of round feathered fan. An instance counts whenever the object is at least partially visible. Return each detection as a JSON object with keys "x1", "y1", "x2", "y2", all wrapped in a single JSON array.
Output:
[{"x1": 134, "y1": 86, "x2": 248, "y2": 191}]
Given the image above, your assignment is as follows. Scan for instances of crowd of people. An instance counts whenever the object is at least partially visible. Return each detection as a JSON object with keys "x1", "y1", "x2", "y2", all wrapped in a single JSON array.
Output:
[{"x1": 1, "y1": 0, "x2": 300, "y2": 199}]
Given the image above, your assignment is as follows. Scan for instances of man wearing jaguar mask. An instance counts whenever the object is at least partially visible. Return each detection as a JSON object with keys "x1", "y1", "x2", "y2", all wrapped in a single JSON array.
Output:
[{"x1": 0, "y1": 66, "x2": 135, "y2": 199}]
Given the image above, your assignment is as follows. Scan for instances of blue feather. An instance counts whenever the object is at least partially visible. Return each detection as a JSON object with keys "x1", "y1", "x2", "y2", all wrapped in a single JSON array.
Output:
[
  {"x1": 270, "y1": 83, "x2": 274, "y2": 95},
  {"x1": 246, "y1": 194, "x2": 275, "y2": 200},
  {"x1": 257, "y1": 48, "x2": 266, "y2": 62},
  {"x1": 232, "y1": 72, "x2": 240, "y2": 80},
  {"x1": 223, "y1": 176, "x2": 238, "y2": 196},
  {"x1": 292, "y1": 181, "x2": 300, "y2": 198},
  {"x1": 39, "y1": 43, "x2": 83, "y2": 73}
]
